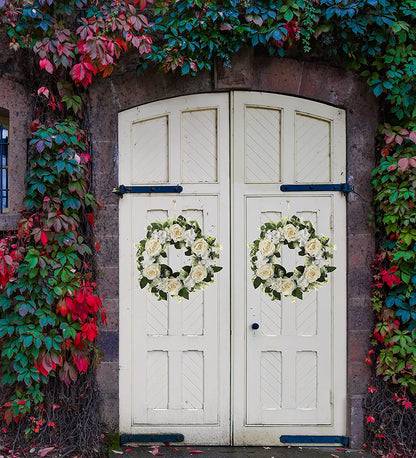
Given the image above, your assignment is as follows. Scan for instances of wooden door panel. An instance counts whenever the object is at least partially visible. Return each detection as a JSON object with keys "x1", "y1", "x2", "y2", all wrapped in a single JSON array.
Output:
[
  {"x1": 232, "y1": 91, "x2": 347, "y2": 445},
  {"x1": 246, "y1": 196, "x2": 332, "y2": 426},
  {"x1": 119, "y1": 93, "x2": 230, "y2": 444}
]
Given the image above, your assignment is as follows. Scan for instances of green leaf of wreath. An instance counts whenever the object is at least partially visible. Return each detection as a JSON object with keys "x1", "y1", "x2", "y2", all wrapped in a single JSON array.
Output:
[
  {"x1": 212, "y1": 266, "x2": 223, "y2": 272},
  {"x1": 253, "y1": 277, "x2": 262, "y2": 289},
  {"x1": 326, "y1": 266, "x2": 336, "y2": 272},
  {"x1": 275, "y1": 265, "x2": 286, "y2": 276},
  {"x1": 160, "y1": 264, "x2": 173, "y2": 276},
  {"x1": 272, "y1": 290, "x2": 281, "y2": 300},
  {"x1": 179, "y1": 288, "x2": 189, "y2": 299},
  {"x1": 140, "y1": 277, "x2": 148, "y2": 289},
  {"x1": 292, "y1": 288, "x2": 303, "y2": 300}
]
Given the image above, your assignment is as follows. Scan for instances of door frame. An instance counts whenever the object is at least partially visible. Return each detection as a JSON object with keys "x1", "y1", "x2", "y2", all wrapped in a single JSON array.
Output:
[{"x1": 118, "y1": 91, "x2": 347, "y2": 445}]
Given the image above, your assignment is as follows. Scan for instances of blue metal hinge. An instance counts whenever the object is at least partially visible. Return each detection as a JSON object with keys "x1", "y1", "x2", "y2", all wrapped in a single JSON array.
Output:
[
  {"x1": 280, "y1": 435, "x2": 349, "y2": 446},
  {"x1": 113, "y1": 185, "x2": 183, "y2": 197},
  {"x1": 280, "y1": 183, "x2": 353, "y2": 194},
  {"x1": 120, "y1": 434, "x2": 184, "y2": 444}
]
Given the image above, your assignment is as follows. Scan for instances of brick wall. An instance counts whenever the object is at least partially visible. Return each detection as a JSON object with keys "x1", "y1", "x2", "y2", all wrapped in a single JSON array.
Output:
[{"x1": 88, "y1": 49, "x2": 378, "y2": 446}]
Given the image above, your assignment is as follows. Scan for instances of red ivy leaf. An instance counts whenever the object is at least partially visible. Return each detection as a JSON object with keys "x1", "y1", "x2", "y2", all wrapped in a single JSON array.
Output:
[
  {"x1": 115, "y1": 37, "x2": 127, "y2": 52},
  {"x1": 136, "y1": 0, "x2": 147, "y2": 10},
  {"x1": 56, "y1": 298, "x2": 69, "y2": 317},
  {"x1": 40, "y1": 230, "x2": 48, "y2": 246},
  {"x1": 81, "y1": 322, "x2": 99, "y2": 342},
  {"x1": 381, "y1": 271, "x2": 400, "y2": 288},
  {"x1": 220, "y1": 23, "x2": 233, "y2": 31},
  {"x1": 398, "y1": 157, "x2": 409, "y2": 172},
  {"x1": 38, "y1": 86, "x2": 50, "y2": 98},
  {"x1": 403, "y1": 400, "x2": 412, "y2": 409},
  {"x1": 102, "y1": 64, "x2": 114, "y2": 78},
  {"x1": 39, "y1": 58, "x2": 54, "y2": 74},
  {"x1": 70, "y1": 61, "x2": 96, "y2": 87},
  {"x1": 87, "y1": 213, "x2": 95, "y2": 228},
  {"x1": 74, "y1": 332, "x2": 85, "y2": 351},
  {"x1": 39, "y1": 447, "x2": 55, "y2": 457},
  {"x1": 150, "y1": 446, "x2": 162, "y2": 456}
]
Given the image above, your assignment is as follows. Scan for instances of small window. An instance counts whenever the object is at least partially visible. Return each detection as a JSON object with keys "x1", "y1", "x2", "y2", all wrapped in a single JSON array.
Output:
[{"x1": 0, "y1": 108, "x2": 8, "y2": 213}]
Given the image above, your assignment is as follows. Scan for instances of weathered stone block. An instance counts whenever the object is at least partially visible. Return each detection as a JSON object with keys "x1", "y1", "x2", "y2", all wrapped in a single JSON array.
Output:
[
  {"x1": 98, "y1": 330, "x2": 119, "y2": 362},
  {"x1": 348, "y1": 362, "x2": 371, "y2": 395},
  {"x1": 97, "y1": 267, "x2": 119, "y2": 300}
]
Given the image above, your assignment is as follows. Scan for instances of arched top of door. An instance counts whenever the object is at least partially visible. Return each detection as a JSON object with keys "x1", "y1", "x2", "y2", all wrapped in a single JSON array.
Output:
[{"x1": 96, "y1": 51, "x2": 376, "y2": 116}]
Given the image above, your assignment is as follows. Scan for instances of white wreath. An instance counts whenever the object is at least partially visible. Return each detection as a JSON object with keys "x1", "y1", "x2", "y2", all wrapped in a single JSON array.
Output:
[
  {"x1": 135, "y1": 215, "x2": 222, "y2": 301},
  {"x1": 250, "y1": 215, "x2": 336, "y2": 301}
]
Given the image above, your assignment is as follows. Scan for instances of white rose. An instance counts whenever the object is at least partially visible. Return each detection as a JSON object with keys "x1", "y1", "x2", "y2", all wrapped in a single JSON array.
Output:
[
  {"x1": 145, "y1": 238, "x2": 162, "y2": 257},
  {"x1": 281, "y1": 278, "x2": 296, "y2": 296},
  {"x1": 155, "y1": 230, "x2": 168, "y2": 243},
  {"x1": 315, "y1": 257, "x2": 327, "y2": 268},
  {"x1": 304, "y1": 265, "x2": 321, "y2": 283},
  {"x1": 191, "y1": 238, "x2": 209, "y2": 256},
  {"x1": 143, "y1": 263, "x2": 161, "y2": 280},
  {"x1": 199, "y1": 257, "x2": 214, "y2": 267},
  {"x1": 258, "y1": 239, "x2": 275, "y2": 257},
  {"x1": 269, "y1": 277, "x2": 282, "y2": 292},
  {"x1": 184, "y1": 228, "x2": 197, "y2": 245},
  {"x1": 298, "y1": 228, "x2": 310, "y2": 245},
  {"x1": 283, "y1": 224, "x2": 299, "y2": 242},
  {"x1": 167, "y1": 278, "x2": 182, "y2": 296},
  {"x1": 141, "y1": 251, "x2": 154, "y2": 268},
  {"x1": 271, "y1": 228, "x2": 283, "y2": 243},
  {"x1": 270, "y1": 255, "x2": 280, "y2": 264},
  {"x1": 183, "y1": 276, "x2": 196, "y2": 290},
  {"x1": 305, "y1": 238, "x2": 322, "y2": 257},
  {"x1": 154, "y1": 277, "x2": 169, "y2": 293},
  {"x1": 190, "y1": 265, "x2": 208, "y2": 283},
  {"x1": 254, "y1": 254, "x2": 267, "y2": 269},
  {"x1": 257, "y1": 264, "x2": 274, "y2": 280},
  {"x1": 169, "y1": 224, "x2": 185, "y2": 242},
  {"x1": 297, "y1": 277, "x2": 309, "y2": 290}
]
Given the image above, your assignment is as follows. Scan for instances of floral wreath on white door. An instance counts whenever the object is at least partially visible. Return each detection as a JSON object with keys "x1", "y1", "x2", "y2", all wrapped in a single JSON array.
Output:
[
  {"x1": 250, "y1": 215, "x2": 336, "y2": 301},
  {"x1": 136, "y1": 215, "x2": 222, "y2": 300}
]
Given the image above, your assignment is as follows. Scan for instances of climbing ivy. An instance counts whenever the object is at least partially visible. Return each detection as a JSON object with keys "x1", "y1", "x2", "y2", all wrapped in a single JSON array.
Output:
[
  {"x1": 0, "y1": 120, "x2": 104, "y2": 424},
  {"x1": 0, "y1": 0, "x2": 415, "y2": 455}
]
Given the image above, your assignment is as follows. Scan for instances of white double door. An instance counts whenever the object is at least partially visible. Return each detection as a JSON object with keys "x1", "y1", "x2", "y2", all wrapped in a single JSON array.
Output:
[{"x1": 119, "y1": 92, "x2": 347, "y2": 445}]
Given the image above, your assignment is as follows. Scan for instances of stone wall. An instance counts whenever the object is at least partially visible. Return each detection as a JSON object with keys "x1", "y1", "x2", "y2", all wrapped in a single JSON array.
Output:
[
  {"x1": 0, "y1": 72, "x2": 32, "y2": 229},
  {"x1": 89, "y1": 49, "x2": 378, "y2": 447}
]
